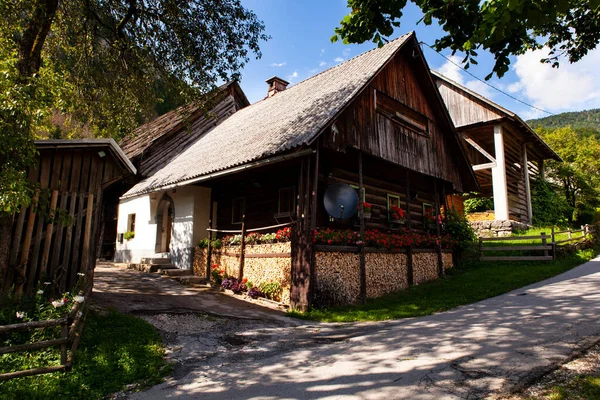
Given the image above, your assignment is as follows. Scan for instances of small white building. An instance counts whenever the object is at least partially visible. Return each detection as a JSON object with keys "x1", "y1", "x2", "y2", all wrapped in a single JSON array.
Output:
[{"x1": 114, "y1": 186, "x2": 212, "y2": 268}]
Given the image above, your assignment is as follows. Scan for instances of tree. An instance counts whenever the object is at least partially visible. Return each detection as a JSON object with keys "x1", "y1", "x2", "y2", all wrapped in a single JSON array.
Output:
[
  {"x1": 0, "y1": 0, "x2": 268, "y2": 285},
  {"x1": 332, "y1": 0, "x2": 600, "y2": 78},
  {"x1": 536, "y1": 126, "x2": 600, "y2": 223}
]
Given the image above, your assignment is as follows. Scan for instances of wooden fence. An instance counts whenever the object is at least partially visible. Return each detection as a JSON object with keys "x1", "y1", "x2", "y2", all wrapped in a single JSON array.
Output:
[
  {"x1": 479, "y1": 225, "x2": 593, "y2": 261},
  {"x1": 0, "y1": 282, "x2": 90, "y2": 381}
]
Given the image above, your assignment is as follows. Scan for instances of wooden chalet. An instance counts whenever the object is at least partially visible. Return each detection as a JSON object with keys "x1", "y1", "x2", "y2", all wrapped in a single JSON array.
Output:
[
  {"x1": 121, "y1": 32, "x2": 478, "y2": 309},
  {"x1": 433, "y1": 71, "x2": 561, "y2": 224}
]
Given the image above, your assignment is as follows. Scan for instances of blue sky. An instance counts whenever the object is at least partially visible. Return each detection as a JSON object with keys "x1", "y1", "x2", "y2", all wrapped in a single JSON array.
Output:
[{"x1": 238, "y1": 0, "x2": 600, "y2": 120}]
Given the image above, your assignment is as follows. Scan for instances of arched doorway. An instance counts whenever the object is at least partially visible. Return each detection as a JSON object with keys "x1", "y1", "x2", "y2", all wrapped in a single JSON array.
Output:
[{"x1": 155, "y1": 194, "x2": 174, "y2": 254}]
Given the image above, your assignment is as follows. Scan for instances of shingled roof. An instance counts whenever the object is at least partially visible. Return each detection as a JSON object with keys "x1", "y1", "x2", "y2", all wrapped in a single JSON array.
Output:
[
  {"x1": 123, "y1": 33, "x2": 414, "y2": 198},
  {"x1": 119, "y1": 82, "x2": 249, "y2": 160}
]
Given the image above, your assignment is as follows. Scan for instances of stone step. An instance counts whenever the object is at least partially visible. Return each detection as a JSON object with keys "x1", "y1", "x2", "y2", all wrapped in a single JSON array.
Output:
[
  {"x1": 171, "y1": 275, "x2": 209, "y2": 285},
  {"x1": 140, "y1": 257, "x2": 171, "y2": 265},
  {"x1": 162, "y1": 268, "x2": 191, "y2": 276},
  {"x1": 155, "y1": 265, "x2": 177, "y2": 274}
]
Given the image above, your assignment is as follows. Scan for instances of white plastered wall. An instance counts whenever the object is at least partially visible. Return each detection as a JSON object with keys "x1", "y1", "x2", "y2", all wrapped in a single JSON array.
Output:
[{"x1": 114, "y1": 185, "x2": 211, "y2": 268}]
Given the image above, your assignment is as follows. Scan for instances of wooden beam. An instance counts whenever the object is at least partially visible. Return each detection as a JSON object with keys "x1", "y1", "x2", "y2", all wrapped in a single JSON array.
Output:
[
  {"x1": 492, "y1": 125, "x2": 509, "y2": 220},
  {"x1": 358, "y1": 151, "x2": 366, "y2": 304},
  {"x1": 523, "y1": 143, "x2": 533, "y2": 224},
  {"x1": 462, "y1": 134, "x2": 496, "y2": 163},
  {"x1": 472, "y1": 162, "x2": 497, "y2": 171}
]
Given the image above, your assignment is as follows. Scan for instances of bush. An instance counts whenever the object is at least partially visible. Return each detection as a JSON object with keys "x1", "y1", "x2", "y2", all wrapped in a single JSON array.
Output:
[
  {"x1": 197, "y1": 238, "x2": 210, "y2": 248},
  {"x1": 442, "y1": 209, "x2": 476, "y2": 254},
  {"x1": 210, "y1": 239, "x2": 222, "y2": 249},
  {"x1": 531, "y1": 178, "x2": 572, "y2": 226},
  {"x1": 210, "y1": 264, "x2": 225, "y2": 284},
  {"x1": 247, "y1": 287, "x2": 263, "y2": 299},
  {"x1": 258, "y1": 281, "x2": 282, "y2": 301},
  {"x1": 463, "y1": 195, "x2": 494, "y2": 213}
]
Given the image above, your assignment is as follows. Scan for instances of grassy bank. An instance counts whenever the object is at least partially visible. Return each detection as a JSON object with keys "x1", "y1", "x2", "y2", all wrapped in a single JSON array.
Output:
[
  {"x1": 0, "y1": 310, "x2": 170, "y2": 399},
  {"x1": 290, "y1": 247, "x2": 598, "y2": 322}
]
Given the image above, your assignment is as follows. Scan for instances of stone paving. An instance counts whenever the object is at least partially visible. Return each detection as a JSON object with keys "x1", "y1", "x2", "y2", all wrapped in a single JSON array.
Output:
[{"x1": 93, "y1": 258, "x2": 600, "y2": 399}]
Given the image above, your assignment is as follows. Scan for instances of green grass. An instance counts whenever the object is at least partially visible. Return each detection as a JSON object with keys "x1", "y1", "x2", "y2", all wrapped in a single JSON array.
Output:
[
  {"x1": 289, "y1": 247, "x2": 599, "y2": 322},
  {"x1": 0, "y1": 309, "x2": 170, "y2": 399},
  {"x1": 546, "y1": 375, "x2": 600, "y2": 400}
]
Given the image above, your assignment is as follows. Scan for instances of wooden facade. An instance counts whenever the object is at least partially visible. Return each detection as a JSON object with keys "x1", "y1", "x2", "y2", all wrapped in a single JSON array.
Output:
[{"x1": 2, "y1": 140, "x2": 135, "y2": 297}]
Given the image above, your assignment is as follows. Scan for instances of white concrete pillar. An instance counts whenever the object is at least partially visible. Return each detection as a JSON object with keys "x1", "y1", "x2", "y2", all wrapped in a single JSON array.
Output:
[
  {"x1": 523, "y1": 143, "x2": 532, "y2": 224},
  {"x1": 492, "y1": 125, "x2": 509, "y2": 220}
]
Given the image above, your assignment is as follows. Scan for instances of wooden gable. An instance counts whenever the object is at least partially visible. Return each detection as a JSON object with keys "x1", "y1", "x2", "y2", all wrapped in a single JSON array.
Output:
[{"x1": 324, "y1": 43, "x2": 475, "y2": 193}]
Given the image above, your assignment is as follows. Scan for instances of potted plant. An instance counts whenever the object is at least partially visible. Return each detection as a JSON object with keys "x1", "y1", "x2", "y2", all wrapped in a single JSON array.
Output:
[
  {"x1": 426, "y1": 213, "x2": 443, "y2": 232},
  {"x1": 389, "y1": 205, "x2": 406, "y2": 224},
  {"x1": 123, "y1": 231, "x2": 135, "y2": 240},
  {"x1": 359, "y1": 202, "x2": 372, "y2": 219}
]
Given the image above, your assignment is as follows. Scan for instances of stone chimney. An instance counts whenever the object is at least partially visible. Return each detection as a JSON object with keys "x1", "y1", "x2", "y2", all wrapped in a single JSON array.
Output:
[{"x1": 266, "y1": 76, "x2": 289, "y2": 97}]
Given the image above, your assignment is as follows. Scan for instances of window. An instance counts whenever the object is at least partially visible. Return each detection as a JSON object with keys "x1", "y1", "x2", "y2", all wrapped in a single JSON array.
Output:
[
  {"x1": 278, "y1": 187, "x2": 296, "y2": 216},
  {"x1": 375, "y1": 90, "x2": 429, "y2": 136},
  {"x1": 127, "y1": 213, "x2": 136, "y2": 233},
  {"x1": 232, "y1": 197, "x2": 245, "y2": 224},
  {"x1": 350, "y1": 184, "x2": 366, "y2": 202},
  {"x1": 422, "y1": 202, "x2": 434, "y2": 229},
  {"x1": 387, "y1": 194, "x2": 400, "y2": 221}
]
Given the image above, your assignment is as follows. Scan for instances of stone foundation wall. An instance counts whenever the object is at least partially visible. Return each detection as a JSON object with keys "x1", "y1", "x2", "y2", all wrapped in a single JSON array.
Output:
[
  {"x1": 193, "y1": 242, "x2": 291, "y2": 304},
  {"x1": 470, "y1": 220, "x2": 529, "y2": 238}
]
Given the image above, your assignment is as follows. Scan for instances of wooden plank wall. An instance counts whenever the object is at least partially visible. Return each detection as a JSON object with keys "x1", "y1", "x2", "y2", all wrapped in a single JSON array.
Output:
[
  {"x1": 2, "y1": 148, "x2": 125, "y2": 296},
  {"x1": 325, "y1": 47, "x2": 468, "y2": 193}
]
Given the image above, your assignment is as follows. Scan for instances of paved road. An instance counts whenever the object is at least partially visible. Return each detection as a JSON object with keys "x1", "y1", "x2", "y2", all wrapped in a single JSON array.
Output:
[{"x1": 120, "y1": 257, "x2": 600, "y2": 399}]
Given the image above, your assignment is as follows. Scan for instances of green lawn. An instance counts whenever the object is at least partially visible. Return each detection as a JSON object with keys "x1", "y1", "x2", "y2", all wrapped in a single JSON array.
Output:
[
  {"x1": 545, "y1": 375, "x2": 600, "y2": 400},
  {"x1": 0, "y1": 310, "x2": 170, "y2": 399},
  {"x1": 289, "y1": 247, "x2": 599, "y2": 322}
]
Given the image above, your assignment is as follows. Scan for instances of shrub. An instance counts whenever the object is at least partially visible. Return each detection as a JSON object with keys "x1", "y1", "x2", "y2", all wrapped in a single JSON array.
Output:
[
  {"x1": 247, "y1": 287, "x2": 263, "y2": 299},
  {"x1": 531, "y1": 178, "x2": 572, "y2": 226},
  {"x1": 258, "y1": 281, "x2": 282, "y2": 301},
  {"x1": 210, "y1": 239, "x2": 223, "y2": 249},
  {"x1": 463, "y1": 195, "x2": 494, "y2": 214},
  {"x1": 442, "y1": 209, "x2": 476, "y2": 254},
  {"x1": 123, "y1": 231, "x2": 135, "y2": 240},
  {"x1": 210, "y1": 264, "x2": 225, "y2": 284},
  {"x1": 197, "y1": 238, "x2": 210, "y2": 248}
]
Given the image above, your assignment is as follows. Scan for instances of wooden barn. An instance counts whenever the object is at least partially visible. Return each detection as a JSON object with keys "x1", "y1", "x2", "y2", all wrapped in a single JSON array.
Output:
[
  {"x1": 433, "y1": 71, "x2": 561, "y2": 226},
  {"x1": 2, "y1": 139, "x2": 136, "y2": 296},
  {"x1": 120, "y1": 32, "x2": 478, "y2": 309}
]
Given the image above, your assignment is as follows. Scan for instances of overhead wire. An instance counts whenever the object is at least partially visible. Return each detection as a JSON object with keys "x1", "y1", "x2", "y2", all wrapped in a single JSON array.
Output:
[{"x1": 420, "y1": 42, "x2": 554, "y2": 116}]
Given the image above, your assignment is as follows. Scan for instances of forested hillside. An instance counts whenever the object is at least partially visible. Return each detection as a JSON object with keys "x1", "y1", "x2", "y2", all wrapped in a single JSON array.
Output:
[{"x1": 528, "y1": 109, "x2": 600, "y2": 132}]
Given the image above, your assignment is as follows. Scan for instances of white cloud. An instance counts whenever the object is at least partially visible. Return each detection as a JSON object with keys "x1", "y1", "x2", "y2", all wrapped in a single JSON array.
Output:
[
  {"x1": 509, "y1": 48, "x2": 600, "y2": 112},
  {"x1": 287, "y1": 71, "x2": 298, "y2": 81},
  {"x1": 342, "y1": 48, "x2": 351, "y2": 57},
  {"x1": 270, "y1": 62, "x2": 286, "y2": 67},
  {"x1": 309, "y1": 68, "x2": 319, "y2": 74},
  {"x1": 319, "y1": 61, "x2": 327, "y2": 67},
  {"x1": 334, "y1": 57, "x2": 344, "y2": 63},
  {"x1": 435, "y1": 55, "x2": 494, "y2": 98},
  {"x1": 320, "y1": 48, "x2": 325, "y2": 55}
]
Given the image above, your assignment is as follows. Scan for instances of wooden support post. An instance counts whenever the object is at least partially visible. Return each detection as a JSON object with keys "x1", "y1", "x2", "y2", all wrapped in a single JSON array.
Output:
[
  {"x1": 581, "y1": 225, "x2": 585, "y2": 238},
  {"x1": 405, "y1": 169, "x2": 411, "y2": 229},
  {"x1": 310, "y1": 144, "x2": 320, "y2": 231},
  {"x1": 358, "y1": 151, "x2": 367, "y2": 304},
  {"x1": 434, "y1": 180, "x2": 444, "y2": 277},
  {"x1": 479, "y1": 237, "x2": 483, "y2": 261},
  {"x1": 541, "y1": 232, "x2": 548, "y2": 258},
  {"x1": 407, "y1": 245, "x2": 413, "y2": 286},
  {"x1": 551, "y1": 227, "x2": 556, "y2": 261},
  {"x1": 523, "y1": 143, "x2": 533, "y2": 224},
  {"x1": 492, "y1": 125, "x2": 509, "y2": 220},
  {"x1": 60, "y1": 322, "x2": 68, "y2": 365},
  {"x1": 238, "y1": 215, "x2": 246, "y2": 282},
  {"x1": 538, "y1": 159, "x2": 545, "y2": 180},
  {"x1": 206, "y1": 192, "x2": 214, "y2": 280}
]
